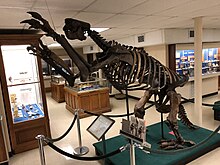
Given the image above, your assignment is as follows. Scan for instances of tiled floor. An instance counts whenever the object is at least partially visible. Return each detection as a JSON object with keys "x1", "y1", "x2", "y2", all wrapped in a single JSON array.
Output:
[{"x1": 9, "y1": 93, "x2": 220, "y2": 165}]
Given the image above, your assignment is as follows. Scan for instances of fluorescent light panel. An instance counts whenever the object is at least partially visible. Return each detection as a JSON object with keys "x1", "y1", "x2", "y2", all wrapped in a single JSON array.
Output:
[{"x1": 91, "y1": 27, "x2": 109, "y2": 33}]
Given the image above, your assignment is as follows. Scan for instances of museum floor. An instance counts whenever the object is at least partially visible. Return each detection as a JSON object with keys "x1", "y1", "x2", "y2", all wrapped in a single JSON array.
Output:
[{"x1": 9, "y1": 92, "x2": 220, "y2": 165}]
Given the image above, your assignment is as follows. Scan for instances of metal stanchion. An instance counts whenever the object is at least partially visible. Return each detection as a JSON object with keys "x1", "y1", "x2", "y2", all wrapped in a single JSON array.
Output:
[
  {"x1": 74, "y1": 109, "x2": 89, "y2": 156},
  {"x1": 130, "y1": 140, "x2": 136, "y2": 165},
  {"x1": 36, "y1": 135, "x2": 46, "y2": 165}
]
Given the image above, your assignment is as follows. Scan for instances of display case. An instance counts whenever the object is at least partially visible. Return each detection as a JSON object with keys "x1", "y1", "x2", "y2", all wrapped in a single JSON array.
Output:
[
  {"x1": 0, "y1": 34, "x2": 51, "y2": 154},
  {"x1": 51, "y1": 75, "x2": 66, "y2": 103},
  {"x1": 51, "y1": 75, "x2": 65, "y2": 84},
  {"x1": 71, "y1": 77, "x2": 109, "y2": 92},
  {"x1": 175, "y1": 48, "x2": 220, "y2": 77},
  {"x1": 64, "y1": 78, "x2": 111, "y2": 118},
  {"x1": 168, "y1": 44, "x2": 220, "y2": 99}
]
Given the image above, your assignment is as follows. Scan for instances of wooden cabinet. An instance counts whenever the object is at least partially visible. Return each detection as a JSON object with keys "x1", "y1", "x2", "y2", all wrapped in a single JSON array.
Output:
[
  {"x1": 0, "y1": 34, "x2": 51, "y2": 154},
  {"x1": 64, "y1": 87, "x2": 111, "y2": 118},
  {"x1": 51, "y1": 82, "x2": 65, "y2": 102},
  {"x1": 50, "y1": 75, "x2": 65, "y2": 102}
]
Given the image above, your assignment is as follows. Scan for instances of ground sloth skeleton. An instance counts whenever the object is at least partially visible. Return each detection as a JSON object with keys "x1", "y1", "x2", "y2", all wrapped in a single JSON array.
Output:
[{"x1": 21, "y1": 12, "x2": 196, "y2": 149}]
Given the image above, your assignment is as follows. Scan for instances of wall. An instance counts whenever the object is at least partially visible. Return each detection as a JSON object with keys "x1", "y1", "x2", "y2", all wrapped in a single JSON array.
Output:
[
  {"x1": 50, "y1": 47, "x2": 85, "y2": 59},
  {"x1": 177, "y1": 42, "x2": 220, "y2": 50},
  {"x1": 164, "y1": 28, "x2": 220, "y2": 44},
  {"x1": 50, "y1": 47, "x2": 85, "y2": 73},
  {"x1": 83, "y1": 45, "x2": 102, "y2": 54},
  {"x1": 144, "y1": 44, "x2": 168, "y2": 66},
  {"x1": 114, "y1": 30, "x2": 165, "y2": 48}
]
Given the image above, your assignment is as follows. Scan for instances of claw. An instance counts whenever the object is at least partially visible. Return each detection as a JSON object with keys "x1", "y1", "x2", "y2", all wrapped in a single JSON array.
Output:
[
  {"x1": 27, "y1": 11, "x2": 43, "y2": 20},
  {"x1": 27, "y1": 45, "x2": 39, "y2": 57},
  {"x1": 26, "y1": 45, "x2": 35, "y2": 52},
  {"x1": 159, "y1": 139, "x2": 195, "y2": 150},
  {"x1": 21, "y1": 11, "x2": 56, "y2": 38},
  {"x1": 20, "y1": 19, "x2": 42, "y2": 29}
]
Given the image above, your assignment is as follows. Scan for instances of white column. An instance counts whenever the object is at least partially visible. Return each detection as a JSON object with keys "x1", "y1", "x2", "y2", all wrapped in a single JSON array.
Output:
[{"x1": 194, "y1": 17, "x2": 203, "y2": 126}]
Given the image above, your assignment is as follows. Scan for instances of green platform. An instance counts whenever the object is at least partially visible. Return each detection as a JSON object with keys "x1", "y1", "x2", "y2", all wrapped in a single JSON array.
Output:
[{"x1": 93, "y1": 122, "x2": 220, "y2": 165}]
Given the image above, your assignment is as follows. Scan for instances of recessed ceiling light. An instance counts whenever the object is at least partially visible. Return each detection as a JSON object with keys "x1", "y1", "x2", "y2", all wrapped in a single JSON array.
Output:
[
  {"x1": 91, "y1": 27, "x2": 109, "y2": 33},
  {"x1": 48, "y1": 43, "x2": 61, "y2": 47}
]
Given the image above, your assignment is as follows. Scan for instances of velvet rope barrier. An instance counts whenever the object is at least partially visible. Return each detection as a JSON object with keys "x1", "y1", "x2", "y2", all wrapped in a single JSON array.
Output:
[
  {"x1": 46, "y1": 114, "x2": 77, "y2": 143},
  {"x1": 83, "y1": 103, "x2": 154, "y2": 118},
  {"x1": 181, "y1": 96, "x2": 220, "y2": 107},
  {"x1": 45, "y1": 124, "x2": 220, "y2": 158},
  {"x1": 45, "y1": 140, "x2": 128, "y2": 161}
]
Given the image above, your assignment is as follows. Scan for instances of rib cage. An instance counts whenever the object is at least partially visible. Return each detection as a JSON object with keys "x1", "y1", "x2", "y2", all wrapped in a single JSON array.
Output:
[{"x1": 101, "y1": 43, "x2": 188, "y2": 91}]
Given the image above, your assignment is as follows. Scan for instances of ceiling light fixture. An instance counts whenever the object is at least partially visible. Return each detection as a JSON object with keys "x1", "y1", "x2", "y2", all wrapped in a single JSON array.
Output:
[
  {"x1": 91, "y1": 27, "x2": 109, "y2": 33},
  {"x1": 48, "y1": 43, "x2": 61, "y2": 47}
]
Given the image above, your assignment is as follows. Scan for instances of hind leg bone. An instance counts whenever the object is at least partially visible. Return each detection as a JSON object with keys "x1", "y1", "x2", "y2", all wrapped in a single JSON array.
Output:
[{"x1": 134, "y1": 90, "x2": 153, "y2": 119}]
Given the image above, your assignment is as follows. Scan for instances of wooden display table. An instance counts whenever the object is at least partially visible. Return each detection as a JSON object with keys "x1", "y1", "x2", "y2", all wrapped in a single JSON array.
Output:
[
  {"x1": 51, "y1": 82, "x2": 65, "y2": 103},
  {"x1": 64, "y1": 86, "x2": 111, "y2": 118}
]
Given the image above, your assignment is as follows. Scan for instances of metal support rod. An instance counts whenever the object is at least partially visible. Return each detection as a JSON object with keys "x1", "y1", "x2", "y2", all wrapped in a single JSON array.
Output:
[
  {"x1": 125, "y1": 85, "x2": 136, "y2": 165},
  {"x1": 102, "y1": 135, "x2": 107, "y2": 165},
  {"x1": 125, "y1": 86, "x2": 130, "y2": 121},
  {"x1": 130, "y1": 140, "x2": 136, "y2": 165},
  {"x1": 74, "y1": 109, "x2": 89, "y2": 156},
  {"x1": 160, "y1": 113, "x2": 165, "y2": 139},
  {"x1": 36, "y1": 135, "x2": 46, "y2": 165}
]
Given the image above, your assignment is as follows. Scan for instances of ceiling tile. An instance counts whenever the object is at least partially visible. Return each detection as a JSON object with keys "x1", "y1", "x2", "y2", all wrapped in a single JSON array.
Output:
[
  {"x1": 74, "y1": 12, "x2": 115, "y2": 26},
  {"x1": 28, "y1": 9, "x2": 78, "y2": 27},
  {"x1": 0, "y1": 8, "x2": 30, "y2": 28},
  {"x1": 157, "y1": 0, "x2": 220, "y2": 17},
  {"x1": 117, "y1": 15, "x2": 172, "y2": 29},
  {"x1": 33, "y1": 0, "x2": 96, "y2": 10},
  {"x1": 123, "y1": 0, "x2": 192, "y2": 15},
  {"x1": 160, "y1": 17, "x2": 193, "y2": 29},
  {"x1": 0, "y1": 0, "x2": 35, "y2": 8},
  {"x1": 2, "y1": 0, "x2": 220, "y2": 47},
  {"x1": 84, "y1": 0, "x2": 146, "y2": 13},
  {"x1": 181, "y1": 4, "x2": 220, "y2": 18},
  {"x1": 95, "y1": 14, "x2": 145, "y2": 28}
]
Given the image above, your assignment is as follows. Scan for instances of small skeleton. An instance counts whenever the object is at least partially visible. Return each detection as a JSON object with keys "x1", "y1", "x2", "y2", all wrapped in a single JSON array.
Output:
[{"x1": 21, "y1": 12, "x2": 196, "y2": 149}]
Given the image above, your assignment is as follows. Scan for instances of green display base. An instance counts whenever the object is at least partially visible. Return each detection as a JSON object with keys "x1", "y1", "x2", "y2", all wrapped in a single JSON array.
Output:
[{"x1": 93, "y1": 122, "x2": 220, "y2": 165}]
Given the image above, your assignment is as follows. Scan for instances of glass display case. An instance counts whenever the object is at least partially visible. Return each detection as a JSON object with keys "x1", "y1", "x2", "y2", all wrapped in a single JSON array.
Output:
[
  {"x1": 51, "y1": 75, "x2": 66, "y2": 84},
  {"x1": 1, "y1": 45, "x2": 44, "y2": 124},
  {"x1": 0, "y1": 34, "x2": 51, "y2": 154},
  {"x1": 50, "y1": 75, "x2": 66, "y2": 103},
  {"x1": 176, "y1": 48, "x2": 220, "y2": 77},
  {"x1": 71, "y1": 77, "x2": 109, "y2": 92},
  {"x1": 41, "y1": 59, "x2": 50, "y2": 76},
  {"x1": 64, "y1": 78, "x2": 111, "y2": 118}
]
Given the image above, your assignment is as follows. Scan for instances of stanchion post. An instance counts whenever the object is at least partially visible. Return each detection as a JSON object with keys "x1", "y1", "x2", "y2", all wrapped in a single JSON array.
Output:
[
  {"x1": 74, "y1": 109, "x2": 89, "y2": 156},
  {"x1": 130, "y1": 140, "x2": 136, "y2": 165},
  {"x1": 36, "y1": 135, "x2": 46, "y2": 165}
]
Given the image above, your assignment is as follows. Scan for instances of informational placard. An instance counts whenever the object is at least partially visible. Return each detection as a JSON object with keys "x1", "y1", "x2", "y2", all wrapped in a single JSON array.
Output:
[
  {"x1": 120, "y1": 116, "x2": 146, "y2": 143},
  {"x1": 87, "y1": 115, "x2": 115, "y2": 141}
]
